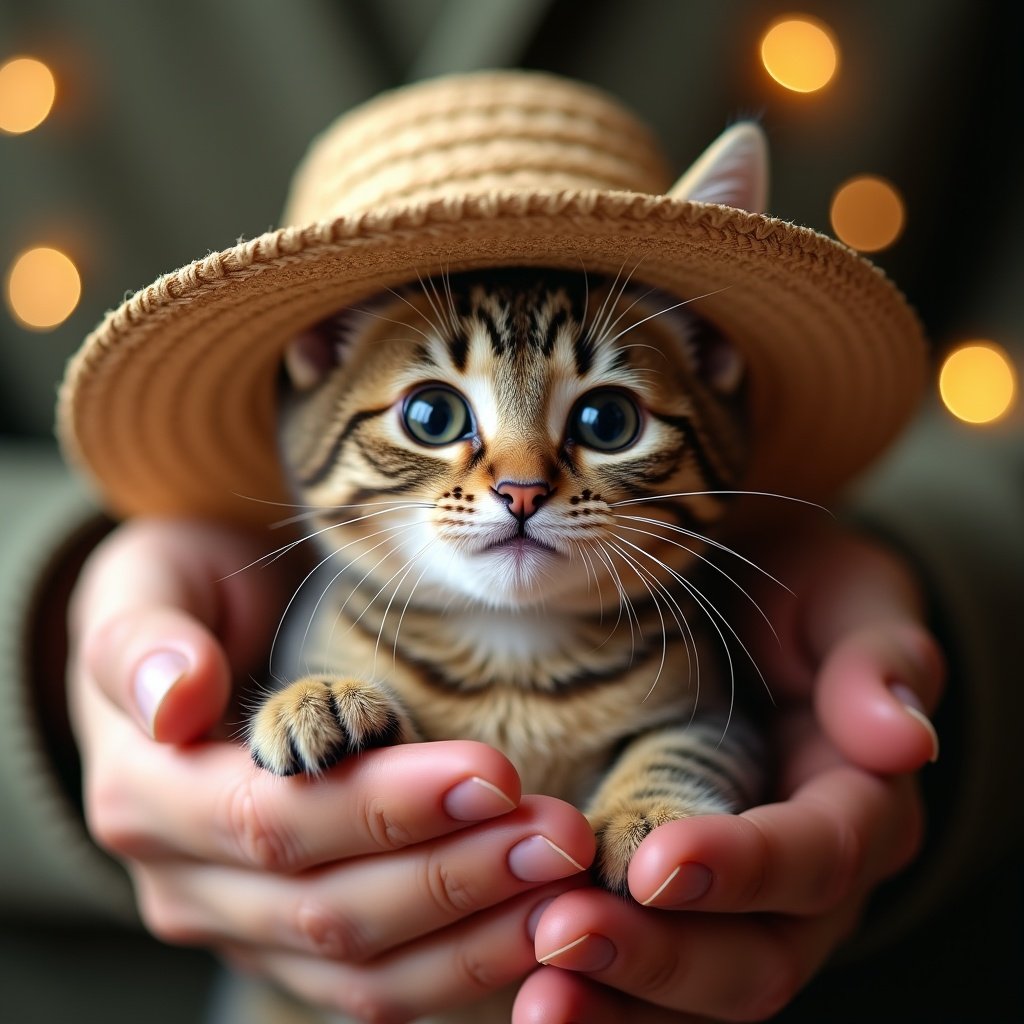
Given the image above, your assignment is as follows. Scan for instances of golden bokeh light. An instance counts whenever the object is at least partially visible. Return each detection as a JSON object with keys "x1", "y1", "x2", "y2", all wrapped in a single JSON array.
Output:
[
  {"x1": 5, "y1": 246, "x2": 82, "y2": 330},
  {"x1": 939, "y1": 342, "x2": 1018, "y2": 425},
  {"x1": 0, "y1": 56, "x2": 57, "y2": 134},
  {"x1": 830, "y1": 175, "x2": 906, "y2": 252},
  {"x1": 760, "y1": 15, "x2": 839, "y2": 93}
]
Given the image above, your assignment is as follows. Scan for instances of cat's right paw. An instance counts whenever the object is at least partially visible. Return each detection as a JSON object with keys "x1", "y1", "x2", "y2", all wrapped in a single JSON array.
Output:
[{"x1": 249, "y1": 676, "x2": 413, "y2": 776}]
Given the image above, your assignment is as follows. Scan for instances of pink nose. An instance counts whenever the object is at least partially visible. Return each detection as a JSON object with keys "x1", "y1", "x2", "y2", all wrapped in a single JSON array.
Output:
[{"x1": 495, "y1": 480, "x2": 551, "y2": 520}]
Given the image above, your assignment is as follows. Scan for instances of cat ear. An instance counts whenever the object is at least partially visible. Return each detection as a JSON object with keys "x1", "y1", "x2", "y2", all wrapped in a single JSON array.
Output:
[
  {"x1": 669, "y1": 121, "x2": 769, "y2": 213},
  {"x1": 698, "y1": 325, "x2": 745, "y2": 397},
  {"x1": 283, "y1": 322, "x2": 342, "y2": 391}
]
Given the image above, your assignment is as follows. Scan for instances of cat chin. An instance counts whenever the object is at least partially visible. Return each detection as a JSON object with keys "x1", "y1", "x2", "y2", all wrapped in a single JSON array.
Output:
[{"x1": 419, "y1": 543, "x2": 594, "y2": 610}]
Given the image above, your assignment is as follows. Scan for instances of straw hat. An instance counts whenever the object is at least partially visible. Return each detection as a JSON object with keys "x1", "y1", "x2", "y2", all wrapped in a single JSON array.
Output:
[{"x1": 58, "y1": 70, "x2": 926, "y2": 526}]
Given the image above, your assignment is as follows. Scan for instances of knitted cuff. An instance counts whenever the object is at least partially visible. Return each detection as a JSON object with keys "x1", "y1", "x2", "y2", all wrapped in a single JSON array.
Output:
[{"x1": 0, "y1": 441, "x2": 134, "y2": 923}]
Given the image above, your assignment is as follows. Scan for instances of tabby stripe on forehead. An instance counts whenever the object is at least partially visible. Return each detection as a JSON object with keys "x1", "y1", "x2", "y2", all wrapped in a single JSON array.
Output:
[
  {"x1": 538, "y1": 307, "x2": 569, "y2": 357},
  {"x1": 297, "y1": 404, "x2": 392, "y2": 487},
  {"x1": 573, "y1": 328, "x2": 596, "y2": 375},
  {"x1": 479, "y1": 309, "x2": 505, "y2": 357},
  {"x1": 447, "y1": 326, "x2": 469, "y2": 372}
]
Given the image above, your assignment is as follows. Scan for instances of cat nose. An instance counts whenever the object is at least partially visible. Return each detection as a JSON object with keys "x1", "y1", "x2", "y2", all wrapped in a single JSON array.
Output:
[{"x1": 495, "y1": 480, "x2": 551, "y2": 520}]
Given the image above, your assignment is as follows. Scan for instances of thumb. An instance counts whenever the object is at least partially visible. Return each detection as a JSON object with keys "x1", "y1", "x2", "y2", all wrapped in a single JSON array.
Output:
[
  {"x1": 83, "y1": 606, "x2": 231, "y2": 743},
  {"x1": 814, "y1": 621, "x2": 944, "y2": 775},
  {"x1": 71, "y1": 519, "x2": 286, "y2": 744}
]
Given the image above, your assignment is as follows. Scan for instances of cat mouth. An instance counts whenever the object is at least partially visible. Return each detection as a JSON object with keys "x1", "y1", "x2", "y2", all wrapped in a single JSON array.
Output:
[{"x1": 482, "y1": 535, "x2": 558, "y2": 557}]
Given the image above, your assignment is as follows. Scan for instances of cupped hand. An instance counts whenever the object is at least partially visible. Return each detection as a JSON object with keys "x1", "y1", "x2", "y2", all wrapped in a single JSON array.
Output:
[
  {"x1": 68, "y1": 519, "x2": 594, "y2": 1022},
  {"x1": 515, "y1": 529, "x2": 945, "y2": 1023}
]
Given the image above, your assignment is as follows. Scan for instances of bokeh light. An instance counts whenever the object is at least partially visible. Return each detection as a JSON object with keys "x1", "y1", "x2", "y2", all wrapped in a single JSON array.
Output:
[
  {"x1": 760, "y1": 15, "x2": 839, "y2": 93},
  {"x1": 0, "y1": 56, "x2": 57, "y2": 134},
  {"x1": 5, "y1": 246, "x2": 82, "y2": 330},
  {"x1": 830, "y1": 175, "x2": 906, "y2": 252},
  {"x1": 939, "y1": 342, "x2": 1018, "y2": 425}
]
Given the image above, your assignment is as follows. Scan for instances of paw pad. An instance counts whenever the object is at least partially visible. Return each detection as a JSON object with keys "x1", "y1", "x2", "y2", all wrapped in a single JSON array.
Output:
[{"x1": 249, "y1": 677, "x2": 404, "y2": 776}]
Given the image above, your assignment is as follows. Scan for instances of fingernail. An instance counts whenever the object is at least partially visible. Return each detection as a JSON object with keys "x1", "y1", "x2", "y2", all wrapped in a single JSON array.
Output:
[
  {"x1": 890, "y1": 684, "x2": 940, "y2": 763},
  {"x1": 641, "y1": 861, "x2": 713, "y2": 907},
  {"x1": 526, "y1": 897, "x2": 555, "y2": 941},
  {"x1": 133, "y1": 650, "x2": 189, "y2": 735},
  {"x1": 508, "y1": 835, "x2": 586, "y2": 882},
  {"x1": 537, "y1": 933, "x2": 616, "y2": 972},
  {"x1": 443, "y1": 776, "x2": 517, "y2": 821}
]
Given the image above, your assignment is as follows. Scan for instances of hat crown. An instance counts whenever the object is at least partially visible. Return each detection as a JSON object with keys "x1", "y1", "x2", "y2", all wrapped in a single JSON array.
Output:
[{"x1": 283, "y1": 71, "x2": 674, "y2": 226}]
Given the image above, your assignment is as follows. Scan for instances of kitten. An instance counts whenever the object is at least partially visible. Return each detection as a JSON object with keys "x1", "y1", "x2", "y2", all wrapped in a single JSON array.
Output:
[{"x1": 249, "y1": 266, "x2": 763, "y2": 895}]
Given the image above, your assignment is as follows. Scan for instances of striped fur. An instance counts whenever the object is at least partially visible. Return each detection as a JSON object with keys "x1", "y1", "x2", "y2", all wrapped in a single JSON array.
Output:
[{"x1": 253, "y1": 267, "x2": 760, "y2": 894}]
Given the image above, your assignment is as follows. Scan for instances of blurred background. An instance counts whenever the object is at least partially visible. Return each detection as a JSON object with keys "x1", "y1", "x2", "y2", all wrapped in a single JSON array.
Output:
[{"x1": 1, "y1": 1, "x2": 1021, "y2": 1021}]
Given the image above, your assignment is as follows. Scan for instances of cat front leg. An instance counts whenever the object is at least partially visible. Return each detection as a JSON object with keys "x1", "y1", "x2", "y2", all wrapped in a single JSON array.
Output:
[
  {"x1": 585, "y1": 714, "x2": 762, "y2": 896},
  {"x1": 248, "y1": 676, "x2": 419, "y2": 776}
]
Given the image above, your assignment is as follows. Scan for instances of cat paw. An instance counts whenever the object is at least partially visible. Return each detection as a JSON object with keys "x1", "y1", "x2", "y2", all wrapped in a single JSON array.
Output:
[
  {"x1": 589, "y1": 799, "x2": 697, "y2": 897},
  {"x1": 249, "y1": 676, "x2": 412, "y2": 776}
]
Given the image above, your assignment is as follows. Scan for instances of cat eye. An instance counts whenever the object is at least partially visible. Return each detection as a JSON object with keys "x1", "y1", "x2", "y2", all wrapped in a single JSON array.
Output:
[
  {"x1": 569, "y1": 389, "x2": 641, "y2": 452},
  {"x1": 402, "y1": 385, "x2": 474, "y2": 446}
]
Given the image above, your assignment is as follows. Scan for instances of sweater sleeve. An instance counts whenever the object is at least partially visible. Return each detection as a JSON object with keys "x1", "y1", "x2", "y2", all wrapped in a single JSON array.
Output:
[
  {"x1": 0, "y1": 440, "x2": 135, "y2": 924},
  {"x1": 847, "y1": 402, "x2": 1024, "y2": 946}
]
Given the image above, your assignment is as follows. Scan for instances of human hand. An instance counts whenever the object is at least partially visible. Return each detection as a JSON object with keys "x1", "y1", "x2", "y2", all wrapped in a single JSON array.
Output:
[
  {"x1": 69, "y1": 519, "x2": 594, "y2": 1021},
  {"x1": 514, "y1": 529, "x2": 945, "y2": 1022}
]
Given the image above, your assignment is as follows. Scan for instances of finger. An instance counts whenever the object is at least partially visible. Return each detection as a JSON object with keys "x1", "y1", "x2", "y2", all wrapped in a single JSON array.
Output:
[
  {"x1": 131, "y1": 795, "x2": 593, "y2": 960},
  {"x1": 745, "y1": 531, "x2": 927, "y2": 700},
  {"x1": 628, "y1": 766, "x2": 920, "y2": 914},
  {"x1": 84, "y1": 736, "x2": 526, "y2": 870},
  {"x1": 514, "y1": 967, "x2": 709, "y2": 1024},
  {"x1": 532, "y1": 886, "x2": 865, "y2": 1021},
  {"x1": 815, "y1": 621, "x2": 944, "y2": 774},
  {"x1": 71, "y1": 519, "x2": 290, "y2": 742},
  {"x1": 223, "y1": 883, "x2": 581, "y2": 1023},
  {"x1": 81, "y1": 605, "x2": 232, "y2": 742}
]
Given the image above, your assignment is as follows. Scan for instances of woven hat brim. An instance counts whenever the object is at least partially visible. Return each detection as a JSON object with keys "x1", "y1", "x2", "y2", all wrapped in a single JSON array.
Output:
[{"x1": 58, "y1": 190, "x2": 927, "y2": 527}]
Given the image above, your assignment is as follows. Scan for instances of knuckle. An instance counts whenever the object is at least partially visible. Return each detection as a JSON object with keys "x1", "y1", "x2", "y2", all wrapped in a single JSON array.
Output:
[
  {"x1": 223, "y1": 778, "x2": 303, "y2": 872},
  {"x1": 628, "y1": 943, "x2": 686, "y2": 1003},
  {"x1": 818, "y1": 809, "x2": 864, "y2": 910},
  {"x1": 451, "y1": 942, "x2": 505, "y2": 996},
  {"x1": 293, "y1": 899, "x2": 370, "y2": 963},
  {"x1": 421, "y1": 852, "x2": 478, "y2": 919},
  {"x1": 83, "y1": 767, "x2": 150, "y2": 859},
  {"x1": 134, "y1": 876, "x2": 204, "y2": 947},
  {"x1": 360, "y1": 795, "x2": 412, "y2": 852},
  {"x1": 334, "y1": 983, "x2": 408, "y2": 1024}
]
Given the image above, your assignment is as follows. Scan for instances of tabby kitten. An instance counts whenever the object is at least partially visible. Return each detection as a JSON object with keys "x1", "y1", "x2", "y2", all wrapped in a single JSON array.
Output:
[{"x1": 251, "y1": 266, "x2": 762, "y2": 893}]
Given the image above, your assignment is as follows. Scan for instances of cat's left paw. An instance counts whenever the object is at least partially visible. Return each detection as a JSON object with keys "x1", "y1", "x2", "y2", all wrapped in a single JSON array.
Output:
[
  {"x1": 589, "y1": 799, "x2": 697, "y2": 897},
  {"x1": 248, "y1": 675, "x2": 414, "y2": 776}
]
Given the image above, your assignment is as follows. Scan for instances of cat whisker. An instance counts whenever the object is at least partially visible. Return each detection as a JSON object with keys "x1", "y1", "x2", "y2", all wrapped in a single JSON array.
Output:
[
  {"x1": 353, "y1": 303, "x2": 436, "y2": 347},
  {"x1": 611, "y1": 531, "x2": 776, "y2": 738},
  {"x1": 613, "y1": 512, "x2": 792, "y2": 595},
  {"x1": 385, "y1": 284, "x2": 448, "y2": 341},
  {"x1": 271, "y1": 499, "x2": 436, "y2": 530},
  {"x1": 612, "y1": 530, "x2": 739, "y2": 738},
  {"x1": 271, "y1": 519, "x2": 424, "y2": 677},
  {"x1": 585, "y1": 254, "x2": 647, "y2": 347},
  {"x1": 603, "y1": 286, "x2": 732, "y2": 349},
  {"x1": 439, "y1": 262, "x2": 461, "y2": 340},
  {"x1": 372, "y1": 537, "x2": 439, "y2": 677},
  {"x1": 612, "y1": 540, "x2": 701, "y2": 711},
  {"x1": 608, "y1": 489, "x2": 832, "y2": 516},
  {"x1": 220, "y1": 503, "x2": 430, "y2": 582},
  {"x1": 591, "y1": 282, "x2": 658, "y2": 349},
  {"x1": 590, "y1": 539, "x2": 641, "y2": 657},
  {"x1": 618, "y1": 537, "x2": 703, "y2": 712},
  {"x1": 605, "y1": 540, "x2": 671, "y2": 701},
  {"x1": 611, "y1": 519, "x2": 782, "y2": 647},
  {"x1": 389, "y1": 546, "x2": 438, "y2": 676}
]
